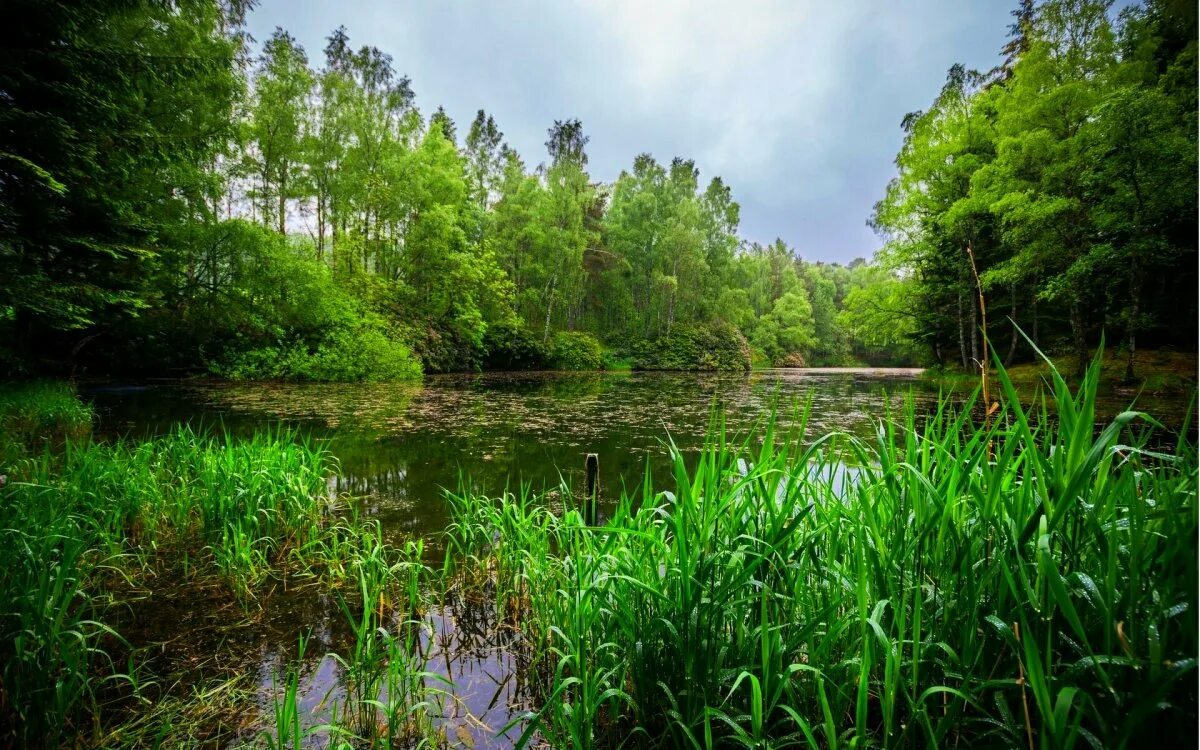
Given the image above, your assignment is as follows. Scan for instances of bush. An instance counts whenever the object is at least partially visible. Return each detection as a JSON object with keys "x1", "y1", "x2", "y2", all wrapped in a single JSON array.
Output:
[
  {"x1": 775, "y1": 351, "x2": 806, "y2": 368},
  {"x1": 633, "y1": 321, "x2": 751, "y2": 372},
  {"x1": 482, "y1": 321, "x2": 550, "y2": 370},
  {"x1": 214, "y1": 317, "x2": 421, "y2": 382},
  {"x1": 550, "y1": 331, "x2": 605, "y2": 371}
]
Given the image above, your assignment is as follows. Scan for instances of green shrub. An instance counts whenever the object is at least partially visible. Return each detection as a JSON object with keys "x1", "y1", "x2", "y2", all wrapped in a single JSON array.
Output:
[
  {"x1": 633, "y1": 321, "x2": 751, "y2": 372},
  {"x1": 482, "y1": 320, "x2": 550, "y2": 370},
  {"x1": 214, "y1": 317, "x2": 421, "y2": 382},
  {"x1": 550, "y1": 331, "x2": 605, "y2": 371},
  {"x1": 0, "y1": 381, "x2": 92, "y2": 452}
]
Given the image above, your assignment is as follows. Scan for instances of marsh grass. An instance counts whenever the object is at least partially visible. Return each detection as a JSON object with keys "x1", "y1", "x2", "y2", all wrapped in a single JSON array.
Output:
[
  {"x1": 0, "y1": 418, "x2": 441, "y2": 748},
  {"x1": 0, "y1": 380, "x2": 93, "y2": 464},
  {"x1": 445, "y1": 348, "x2": 1198, "y2": 748}
]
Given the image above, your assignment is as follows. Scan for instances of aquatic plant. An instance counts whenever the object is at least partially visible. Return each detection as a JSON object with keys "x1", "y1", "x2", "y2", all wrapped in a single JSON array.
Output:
[
  {"x1": 0, "y1": 380, "x2": 92, "y2": 461},
  {"x1": 0, "y1": 422, "x2": 430, "y2": 746},
  {"x1": 446, "y1": 349, "x2": 1198, "y2": 748}
]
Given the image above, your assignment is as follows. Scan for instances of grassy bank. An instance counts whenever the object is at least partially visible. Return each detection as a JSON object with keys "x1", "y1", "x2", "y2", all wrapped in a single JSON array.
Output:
[
  {"x1": 0, "y1": 387, "x2": 439, "y2": 747},
  {"x1": 924, "y1": 348, "x2": 1197, "y2": 402}
]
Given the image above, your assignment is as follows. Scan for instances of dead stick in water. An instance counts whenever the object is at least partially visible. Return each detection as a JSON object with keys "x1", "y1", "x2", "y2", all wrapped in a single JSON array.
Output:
[{"x1": 584, "y1": 453, "x2": 599, "y2": 525}]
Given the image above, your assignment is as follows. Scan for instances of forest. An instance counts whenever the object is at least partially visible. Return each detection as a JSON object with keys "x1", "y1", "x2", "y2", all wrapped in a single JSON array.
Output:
[
  {"x1": 2, "y1": 1, "x2": 928, "y2": 381},
  {"x1": 873, "y1": 0, "x2": 1197, "y2": 379},
  {"x1": 4, "y1": 2, "x2": 1194, "y2": 381},
  {"x1": 4, "y1": 2, "x2": 1196, "y2": 381}
]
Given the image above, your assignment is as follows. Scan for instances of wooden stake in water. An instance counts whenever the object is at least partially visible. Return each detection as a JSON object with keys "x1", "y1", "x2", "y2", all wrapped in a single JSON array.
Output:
[{"x1": 584, "y1": 453, "x2": 599, "y2": 525}]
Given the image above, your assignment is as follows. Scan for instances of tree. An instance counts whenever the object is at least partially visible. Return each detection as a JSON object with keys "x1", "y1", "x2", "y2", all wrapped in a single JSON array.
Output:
[
  {"x1": 464, "y1": 110, "x2": 504, "y2": 209},
  {"x1": 0, "y1": 0, "x2": 243, "y2": 371},
  {"x1": 247, "y1": 29, "x2": 312, "y2": 235}
]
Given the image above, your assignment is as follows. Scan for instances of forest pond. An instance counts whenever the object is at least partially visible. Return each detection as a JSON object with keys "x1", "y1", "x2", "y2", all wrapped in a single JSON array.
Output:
[
  {"x1": 79, "y1": 369, "x2": 1180, "y2": 747},
  {"x1": 88, "y1": 369, "x2": 933, "y2": 542}
]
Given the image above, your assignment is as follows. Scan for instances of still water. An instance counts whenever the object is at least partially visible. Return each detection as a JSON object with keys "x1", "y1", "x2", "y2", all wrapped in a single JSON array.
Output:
[
  {"x1": 89, "y1": 369, "x2": 931, "y2": 539},
  {"x1": 85, "y1": 369, "x2": 933, "y2": 746}
]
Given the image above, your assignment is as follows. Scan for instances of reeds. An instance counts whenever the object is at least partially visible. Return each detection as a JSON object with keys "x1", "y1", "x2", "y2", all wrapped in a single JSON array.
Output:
[
  {"x1": 0, "y1": 420, "x2": 441, "y2": 747},
  {"x1": 447, "y1": 349, "x2": 1198, "y2": 748}
]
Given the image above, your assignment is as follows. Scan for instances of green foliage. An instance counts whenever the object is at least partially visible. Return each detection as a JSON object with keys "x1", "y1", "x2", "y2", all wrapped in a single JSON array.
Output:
[
  {"x1": 873, "y1": 0, "x2": 1197, "y2": 374},
  {"x1": 0, "y1": 425, "x2": 329, "y2": 742},
  {"x1": 0, "y1": 381, "x2": 92, "y2": 450},
  {"x1": 0, "y1": 0, "x2": 242, "y2": 365},
  {"x1": 215, "y1": 318, "x2": 421, "y2": 382},
  {"x1": 0, "y1": 5, "x2": 922, "y2": 378},
  {"x1": 482, "y1": 320, "x2": 551, "y2": 370},
  {"x1": 448, "y1": 352, "x2": 1198, "y2": 747},
  {"x1": 549, "y1": 331, "x2": 605, "y2": 371},
  {"x1": 750, "y1": 286, "x2": 817, "y2": 365},
  {"x1": 0, "y1": 408, "x2": 440, "y2": 746},
  {"x1": 633, "y1": 321, "x2": 752, "y2": 372}
]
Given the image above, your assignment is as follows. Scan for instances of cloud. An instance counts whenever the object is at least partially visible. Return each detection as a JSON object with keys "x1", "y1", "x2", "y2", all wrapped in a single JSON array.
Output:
[{"x1": 247, "y1": 0, "x2": 1014, "y2": 263}]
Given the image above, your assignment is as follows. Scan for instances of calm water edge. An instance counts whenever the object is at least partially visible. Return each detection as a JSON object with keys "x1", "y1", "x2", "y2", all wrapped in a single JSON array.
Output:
[{"x1": 81, "y1": 368, "x2": 1181, "y2": 747}]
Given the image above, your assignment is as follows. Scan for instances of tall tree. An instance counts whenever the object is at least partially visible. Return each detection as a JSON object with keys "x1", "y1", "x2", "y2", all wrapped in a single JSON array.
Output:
[
  {"x1": 247, "y1": 29, "x2": 312, "y2": 234},
  {"x1": 0, "y1": 0, "x2": 243, "y2": 370}
]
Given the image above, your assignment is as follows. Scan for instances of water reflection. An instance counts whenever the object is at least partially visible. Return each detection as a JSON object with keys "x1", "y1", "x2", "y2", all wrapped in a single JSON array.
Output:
[{"x1": 89, "y1": 369, "x2": 932, "y2": 544}]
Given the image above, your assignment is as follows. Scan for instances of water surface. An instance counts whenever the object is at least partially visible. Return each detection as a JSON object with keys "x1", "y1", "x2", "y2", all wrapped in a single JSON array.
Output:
[
  {"x1": 89, "y1": 369, "x2": 932, "y2": 540},
  {"x1": 85, "y1": 369, "x2": 936, "y2": 746}
]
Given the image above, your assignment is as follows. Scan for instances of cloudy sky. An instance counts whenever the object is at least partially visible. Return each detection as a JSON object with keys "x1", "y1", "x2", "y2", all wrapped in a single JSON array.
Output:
[{"x1": 246, "y1": 1, "x2": 1016, "y2": 264}]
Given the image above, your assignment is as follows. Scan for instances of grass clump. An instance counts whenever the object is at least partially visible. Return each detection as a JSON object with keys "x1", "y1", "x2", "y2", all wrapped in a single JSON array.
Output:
[
  {"x1": 0, "y1": 380, "x2": 92, "y2": 450},
  {"x1": 446, "y1": 350, "x2": 1197, "y2": 748},
  {"x1": 0, "y1": 417, "x2": 440, "y2": 748}
]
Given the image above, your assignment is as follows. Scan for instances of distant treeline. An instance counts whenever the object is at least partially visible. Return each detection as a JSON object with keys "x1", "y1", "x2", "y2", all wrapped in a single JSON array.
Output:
[
  {"x1": 1, "y1": 1, "x2": 914, "y2": 380},
  {"x1": 872, "y1": 0, "x2": 1197, "y2": 378}
]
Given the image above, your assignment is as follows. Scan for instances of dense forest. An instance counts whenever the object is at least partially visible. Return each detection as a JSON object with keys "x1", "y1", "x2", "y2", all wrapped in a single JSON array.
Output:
[
  {"x1": 1, "y1": 0, "x2": 1194, "y2": 380},
  {"x1": 1, "y1": 1, "x2": 915, "y2": 380},
  {"x1": 873, "y1": 0, "x2": 1197, "y2": 379}
]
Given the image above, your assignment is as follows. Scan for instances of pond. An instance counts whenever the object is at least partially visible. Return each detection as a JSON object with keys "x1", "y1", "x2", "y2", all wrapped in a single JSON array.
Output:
[
  {"x1": 87, "y1": 367, "x2": 1198, "y2": 747},
  {"x1": 88, "y1": 369, "x2": 933, "y2": 543},
  {"x1": 82, "y1": 369, "x2": 938, "y2": 746}
]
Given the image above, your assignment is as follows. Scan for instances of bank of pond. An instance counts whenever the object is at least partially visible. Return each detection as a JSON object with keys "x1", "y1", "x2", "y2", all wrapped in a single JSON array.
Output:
[{"x1": 0, "y1": 356, "x2": 1195, "y2": 748}]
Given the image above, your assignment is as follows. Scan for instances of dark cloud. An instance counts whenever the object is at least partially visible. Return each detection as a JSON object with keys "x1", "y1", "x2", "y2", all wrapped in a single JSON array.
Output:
[{"x1": 246, "y1": 0, "x2": 1015, "y2": 264}]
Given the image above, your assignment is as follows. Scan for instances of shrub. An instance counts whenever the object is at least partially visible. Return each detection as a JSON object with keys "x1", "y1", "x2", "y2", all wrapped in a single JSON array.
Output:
[
  {"x1": 550, "y1": 331, "x2": 605, "y2": 371},
  {"x1": 482, "y1": 321, "x2": 550, "y2": 370},
  {"x1": 775, "y1": 351, "x2": 806, "y2": 367},
  {"x1": 633, "y1": 321, "x2": 751, "y2": 372},
  {"x1": 214, "y1": 317, "x2": 421, "y2": 382}
]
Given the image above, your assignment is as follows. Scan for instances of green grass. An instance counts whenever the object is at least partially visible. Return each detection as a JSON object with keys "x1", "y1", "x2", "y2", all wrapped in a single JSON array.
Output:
[
  {"x1": 924, "y1": 347, "x2": 1197, "y2": 398},
  {"x1": 0, "y1": 381, "x2": 93, "y2": 463},
  {"x1": 0, "y1": 418, "x2": 440, "y2": 748},
  {"x1": 445, "y1": 348, "x2": 1198, "y2": 748}
]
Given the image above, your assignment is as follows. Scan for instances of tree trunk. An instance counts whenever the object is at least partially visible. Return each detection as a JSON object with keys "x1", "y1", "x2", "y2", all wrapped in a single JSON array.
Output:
[
  {"x1": 316, "y1": 193, "x2": 325, "y2": 263},
  {"x1": 278, "y1": 167, "x2": 287, "y2": 235},
  {"x1": 957, "y1": 289, "x2": 969, "y2": 370},
  {"x1": 1069, "y1": 300, "x2": 1087, "y2": 378},
  {"x1": 1031, "y1": 292, "x2": 1039, "y2": 347},
  {"x1": 543, "y1": 274, "x2": 558, "y2": 343},
  {"x1": 969, "y1": 287, "x2": 980, "y2": 373},
  {"x1": 1125, "y1": 255, "x2": 1140, "y2": 383}
]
